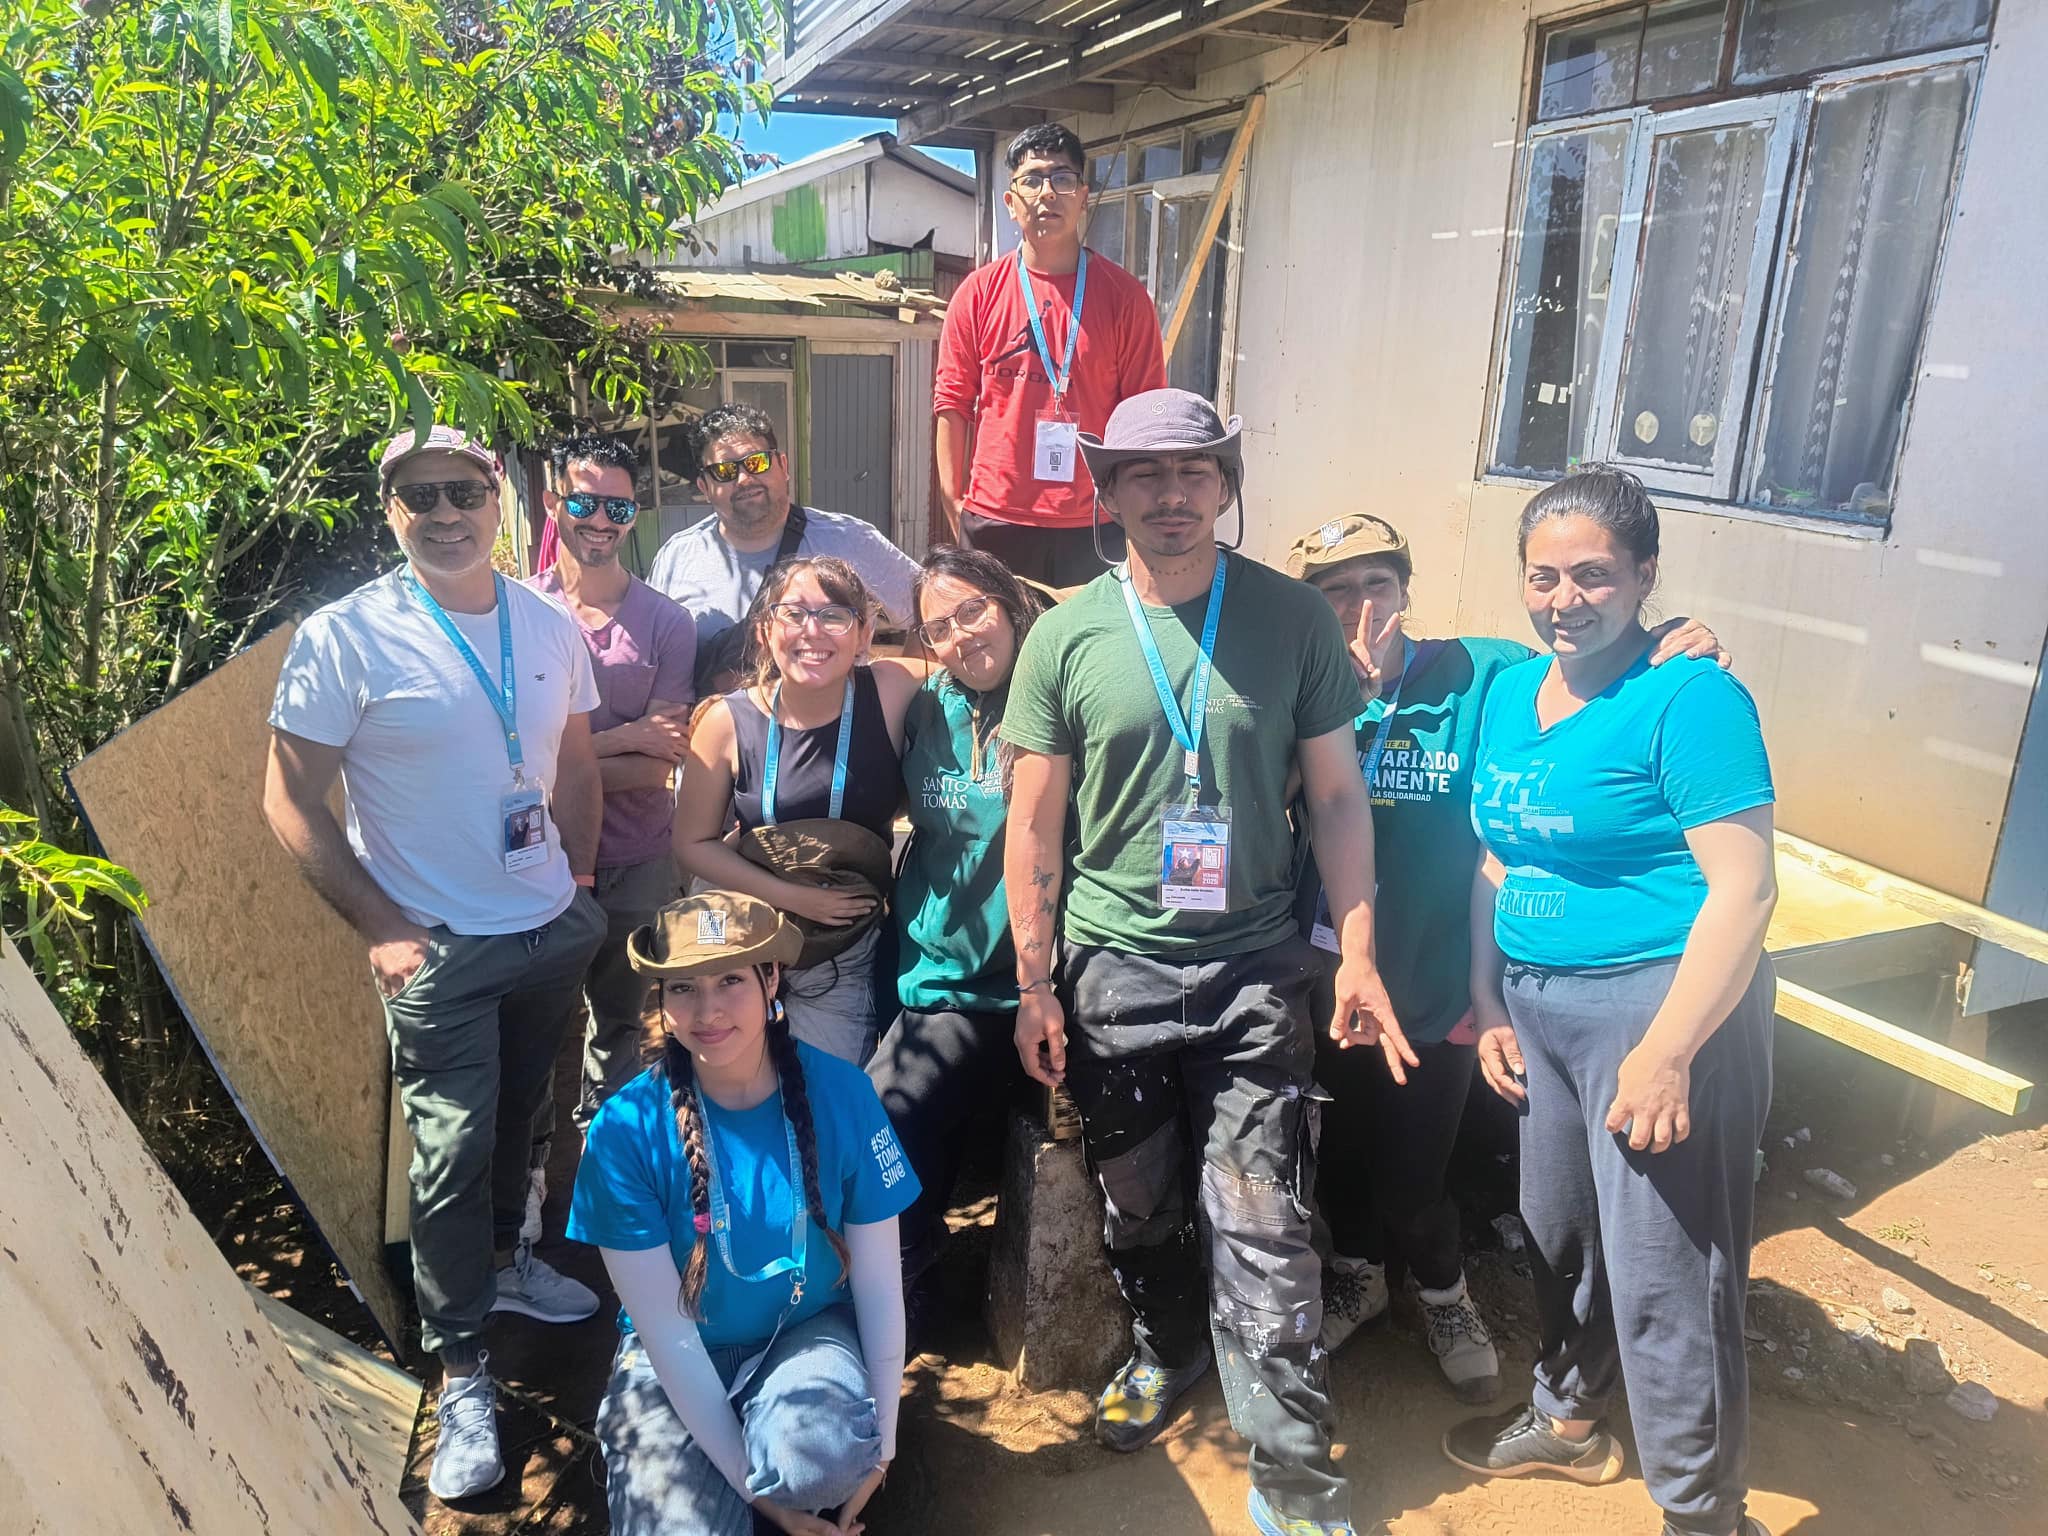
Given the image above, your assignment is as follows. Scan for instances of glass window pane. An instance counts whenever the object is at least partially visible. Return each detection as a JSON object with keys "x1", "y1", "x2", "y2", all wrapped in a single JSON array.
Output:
[
  {"x1": 1639, "y1": 0, "x2": 1725, "y2": 100},
  {"x1": 1133, "y1": 193, "x2": 1155, "y2": 289},
  {"x1": 725, "y1": 341, "x2": 793, "y2": 370},
  {"x1": 1091, "y1": 150, "x2": 1126, "y2": 191},
  {"x1": 1136, "y1": 139, "x2": 1183, "y2": 184},
  {"x1": 1538, "y1": 6, "x2": 1644, "y2": 121},
  {"x1": 1088, "y1": 194, "x2": 1126, "y2": 266},
  {"x1": 728, "y1": 378, "x2": 793, "y2": 459},
  {"x1": 1192, "y1": 127, "x2": 1234, "y2": 174},
  {"x1": 1736, "y1": 0, "x2": 1990, "y2": 83},
  {"x1": 1614, "y1": 119, "x2": 1776, "y2": 470},
  {"x1": 1754, "y1": 65, "x2": 1972, "y2": 514},
  {"x1": 1493, "y1": 124, "x2": 1633, "y2": 476},
  {"x1": 1162, "y1": 196, "x2": 1229, "y2": 398}
]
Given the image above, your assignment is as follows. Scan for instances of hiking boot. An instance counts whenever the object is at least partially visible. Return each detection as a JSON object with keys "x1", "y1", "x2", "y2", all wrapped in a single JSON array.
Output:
[
  {"x1": 490, "y1": 1241, "x2": 599, "y2": 1324},
  {"x1": 1416, "y1": 1273, "x2": 1501, "y2": 1404},
  {"x1": 1094, "y1": 1351, "x2": 1211, "y2": 1453},
  {"x1": 1442, "y1": 1403, "x2": 1625, "y2": 1485},
  {"x1": 1319, "y1": 1255, "x2": 1389, "y2": 1353},
  {"x1": 1247, "y1": 1486, "x2": 1364, "y2": 1535},
  {"x1": 1662, "y1": 1522, "x2": 1772, "y2": 1536},
  {"x1": 428, "y1": 1355, "x2": 504, "y2": 1501}
]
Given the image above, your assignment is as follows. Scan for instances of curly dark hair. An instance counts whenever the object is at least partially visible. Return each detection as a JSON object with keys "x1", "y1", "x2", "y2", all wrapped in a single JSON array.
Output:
[
  {"x1": 688, "y1": 402, "x2": 779, "y2": 477},
  {"x1": 549, "y1": 431, "x2": 638, "y2": 483}
]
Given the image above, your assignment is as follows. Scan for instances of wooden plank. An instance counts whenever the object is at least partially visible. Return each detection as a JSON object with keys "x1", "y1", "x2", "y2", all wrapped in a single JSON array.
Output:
[
  {"x1": 1775, "y1": 976, "x2": 2031, "y2": 1116},
  {"x1": 1162, "y1": 91, "x2": 1265, "y2": 360},
  {"x1": 1773, "y1": 921, "x2": 1974, "y2": 995},
  {"x1": 607, "y1": 305, "x2": 942, "y2": 340},
  {"x1": 894, "y1": 13, "x2": 1079, "y2": 45},
  {"x1": 1777, "y1": 830, "x2": 2048, "y2": 967},
  {"x1": 0, "y1": 940, "x2": 422, "y2": 1535},
  {"x1": 1764, "y1": 852, "x2": 1924, "y2": 952},
  {"x1": 248, "y1": 1284, "x2": 422, "y2": 1497}
]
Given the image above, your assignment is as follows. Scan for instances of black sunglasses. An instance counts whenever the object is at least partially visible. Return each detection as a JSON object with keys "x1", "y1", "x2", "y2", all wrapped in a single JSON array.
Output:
[
  {"x1": 391, "y1": 478, "x2": 492, "y2": 513},
  {"x1": 563, "y1": 493, "x2": 638, "y2": 525},
  {"x1": 702, "y1": 450, "x2": 775, "y2": 484}
]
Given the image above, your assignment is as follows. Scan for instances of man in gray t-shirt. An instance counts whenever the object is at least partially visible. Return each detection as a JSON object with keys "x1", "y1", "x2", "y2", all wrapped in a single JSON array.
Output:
[{"x1": 647, "y1": 402, "x2": 921, "y2": 696}]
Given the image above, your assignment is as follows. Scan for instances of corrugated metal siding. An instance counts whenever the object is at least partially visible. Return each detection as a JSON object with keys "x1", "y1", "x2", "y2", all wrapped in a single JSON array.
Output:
[
  {"x1": 671, "y1": 164, "x2": 870, "y2": 267},
  {"x1": 810, "y1": 353, "x2": 896, "y2": 533},
  {"x1": 897, "y1": 338, "x2": 937, "y2": 559}
]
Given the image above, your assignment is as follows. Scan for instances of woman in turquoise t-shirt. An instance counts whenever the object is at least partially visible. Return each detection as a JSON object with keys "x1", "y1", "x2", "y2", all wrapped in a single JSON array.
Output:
[
  {"x1": 868, "y1": 546, "x2": 1047, "y2": 1317},
  {"x1": 1443, "y1": 469, "x2": 1778, "y2": 1536},
  {"x1": 569, "y1": 891, "x2": 921, "y2": 1536}
]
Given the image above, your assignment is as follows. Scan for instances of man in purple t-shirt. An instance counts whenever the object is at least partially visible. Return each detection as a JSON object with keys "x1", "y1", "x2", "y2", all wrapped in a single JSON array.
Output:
[{"x1": 526, "y1": 433, "x2": 696, "y2": 1130}]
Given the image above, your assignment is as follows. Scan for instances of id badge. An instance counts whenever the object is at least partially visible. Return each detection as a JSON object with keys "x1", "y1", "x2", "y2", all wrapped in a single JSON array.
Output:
[
  {"x1": 500, "y1": 781, "x2": 548, "y2": 873},
  {"x1": 1160, "y1": 806, "x2": 1230, "y2": 912},
  {"x1": 1033, "y1": 410, "x2": 1079, "y2": 483}
]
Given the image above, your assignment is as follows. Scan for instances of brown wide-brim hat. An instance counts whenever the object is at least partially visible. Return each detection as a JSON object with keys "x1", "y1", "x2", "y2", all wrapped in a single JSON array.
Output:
[
  {"x1": 1077, "y1": 388, "x2": 1244, "y2": 489},
  {"x1": 1283, "y1": 513, "x2": 1410, "y2": 580},
  {"x1": 736, "y1": 819, "x2": 894, "y2": 970},
  {"x1": 627, "y1": 891, "x2": 802, "y2": 977}
]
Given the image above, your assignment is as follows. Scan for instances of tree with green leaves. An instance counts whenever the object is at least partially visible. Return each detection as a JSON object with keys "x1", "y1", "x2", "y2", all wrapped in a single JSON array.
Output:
[{"x1": 0, "y1": 0, "x2": 771, "y2": 1145}]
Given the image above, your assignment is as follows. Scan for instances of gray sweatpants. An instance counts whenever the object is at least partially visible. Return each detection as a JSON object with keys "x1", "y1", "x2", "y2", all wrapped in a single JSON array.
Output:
[{"x1": 1508, "y1": 953, "x2": 1774, "y2": 1536}]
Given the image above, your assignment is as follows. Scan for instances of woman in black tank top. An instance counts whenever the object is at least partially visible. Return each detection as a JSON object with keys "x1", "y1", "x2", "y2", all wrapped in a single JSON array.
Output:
[{"x1": 675, "y1": 557, "x2": 930, "y2": 1063}]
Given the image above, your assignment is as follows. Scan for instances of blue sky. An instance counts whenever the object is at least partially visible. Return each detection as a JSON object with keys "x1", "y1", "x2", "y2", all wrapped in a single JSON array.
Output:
[{"x1": 735, "y1": 109, "x2": 977, "y2": 176}]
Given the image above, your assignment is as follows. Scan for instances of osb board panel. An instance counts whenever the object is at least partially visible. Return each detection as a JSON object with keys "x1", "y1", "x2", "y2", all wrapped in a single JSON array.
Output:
[
  {"x1": 248, "y1": 1284, "x2": 422, "y2": 1496},
  {"x1": 0, "y1": 941, "x2": 420, "y2": 1536},
  {"x1": 1766, "y1": 855, "x2": 1923, "y2": 954},
  {"x1": 68, "y1": 626, "x2": 404, "y2": 1346}
]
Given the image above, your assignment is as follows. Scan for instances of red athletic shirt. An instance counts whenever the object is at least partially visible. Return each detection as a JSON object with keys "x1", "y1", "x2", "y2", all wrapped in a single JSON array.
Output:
[{"x1": 934, "y1": 249, "x2": 1168, "y2": 530}]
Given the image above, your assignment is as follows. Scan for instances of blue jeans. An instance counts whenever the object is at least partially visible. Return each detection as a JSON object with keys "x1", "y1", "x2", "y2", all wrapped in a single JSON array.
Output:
[{"x1": 596, "y1": 1304, "x2": 882, "y2": 1536}]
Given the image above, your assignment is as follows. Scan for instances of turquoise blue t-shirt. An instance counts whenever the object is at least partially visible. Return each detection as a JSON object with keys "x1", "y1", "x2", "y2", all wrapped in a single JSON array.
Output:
[
  {"x1": 568, "y1": 1043, "x2": 921, "y2": 1351},
  {"x1": 1471, "y1": 651, "x2": 1773, "y2": 968}
]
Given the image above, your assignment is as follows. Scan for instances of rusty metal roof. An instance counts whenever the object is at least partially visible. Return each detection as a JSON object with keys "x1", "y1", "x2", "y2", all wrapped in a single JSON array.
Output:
[{"x1": 626, "y1": 266, "x2": 948, "y2": 321}]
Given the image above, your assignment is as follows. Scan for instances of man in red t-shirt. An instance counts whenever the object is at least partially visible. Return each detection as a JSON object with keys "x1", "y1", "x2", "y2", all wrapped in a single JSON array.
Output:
[{"x1": 935, "y1": 124, "x2": 1168, "y2": 588}]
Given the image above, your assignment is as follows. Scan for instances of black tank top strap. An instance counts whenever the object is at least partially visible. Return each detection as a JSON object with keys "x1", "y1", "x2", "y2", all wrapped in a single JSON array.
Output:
[{"x1": 731, "y1": 666, "x2": 902, "y2": 838}]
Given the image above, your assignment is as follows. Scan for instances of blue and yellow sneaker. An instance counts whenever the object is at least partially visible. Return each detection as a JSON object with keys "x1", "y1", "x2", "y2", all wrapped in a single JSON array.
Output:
[
  {"x1": 1093, "y1": 1351, "x2": 1211, "y2": 1452},
  {"x1": 1247, "y1": 1487, "x2": 1361, "y2": 1535}
]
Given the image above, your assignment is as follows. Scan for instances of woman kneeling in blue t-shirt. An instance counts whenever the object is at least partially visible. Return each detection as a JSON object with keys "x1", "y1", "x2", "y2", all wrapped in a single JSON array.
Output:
[
  {"x1": 1445, "y1": 469, "x2": 1778, "y2": 1536},
  {"x1": 569, "y1": 891, "x2": 922, "y2": 1536}
]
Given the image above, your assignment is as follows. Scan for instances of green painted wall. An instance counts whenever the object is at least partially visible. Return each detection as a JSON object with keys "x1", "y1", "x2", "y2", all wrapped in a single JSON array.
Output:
[{"x1": 770, "y1": 184, "x2": 828, "y2": 263}]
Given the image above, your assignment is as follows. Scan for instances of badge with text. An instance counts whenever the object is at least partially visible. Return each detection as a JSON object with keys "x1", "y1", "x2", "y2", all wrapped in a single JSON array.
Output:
[
  {"x1": 500, "y1": 781, "x2": 548, "y2": 873},
  {"x1": 1159, "y1": 806, "x2": 1231, "y2": 911},
  {"x1": 1033, "y1": 410, "x2": 1079, "y2": 483}
]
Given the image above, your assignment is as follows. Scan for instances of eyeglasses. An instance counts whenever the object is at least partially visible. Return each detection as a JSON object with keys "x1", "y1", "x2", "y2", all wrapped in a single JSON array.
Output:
[
  {"x1": 915, "y1": 594, "x2": 999, "y2": 648},
  {"x1": 1011, "y1": 169, "x2": 1083, "y2": 197},
  {"x1": 391, "y1": 478, "x2": 492, "y2": 513},
  {"x1": 563, "y1": 493, "x2": 638, "y2": 525},
  {"x1": 702, "y1": 451, "x2": 776, "y2": 484},
  {"x1": 769, "y1": 602, "x2": 859, "y2": 637}
]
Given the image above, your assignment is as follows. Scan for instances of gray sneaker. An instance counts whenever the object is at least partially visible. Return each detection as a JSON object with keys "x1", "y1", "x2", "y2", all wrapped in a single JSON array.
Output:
[
  {"x1": 1442, "y1": 1403, "x2": 1625, "y2": 1485},
  {"x1": 490, "y1": 1241, "x2": 599, "y2": 1324},
  {"x1": 428, "y1": 1356, "x2": 504, "y2": 1501},
  {"x1": 1416, "y1": 1273, "x2": 1501, "y2": 1403},
  {"x1": 1319, "y1": 1255, "x2": 1389, "y2": 1353}
]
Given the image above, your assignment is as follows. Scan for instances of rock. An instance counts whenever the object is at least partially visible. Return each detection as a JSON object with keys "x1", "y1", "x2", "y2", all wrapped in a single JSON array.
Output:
[
  {"x1": 1744, "y1": 1326, "x2": 1768, "y2": 1343},
  {"x1": 1903, "y1": 1337, "x2": 1957, "y2": 1395},
  {"x1": 1881, "y1": 1153, "x2": 1896, "y2": 1167},
  {"x1": 1781, "y1": 1366, "x2": 1805, "y2": 1382},
  {"x1": 1935, "y1": 1458, "x2": 1961, "y2": 1479},
  {"x1": 1783, "y1": 1136, "x2": 1798, "y2": 1151},
  {"x1": 1947, "y1": 1382, "x2": 1998, "y2": 1422},
  {"x1": 1795, "y1": 1126, "x2": 1812, "y2": 1143},
  {"x1": 1905, "y1": 1419, "x2": 1934, "y2": 1440},
  {"x1": 1763, "y1": 1340, "x2": 1778, "y2": 1353},
  {"x1": 1804, "y1": 1167, "x2": 1859, "y2": 1200},
  {"x1": 1492, "y1": 1212, "x2": 1526, "y2": 1253},
  {"x1": 1884, "y1": 1287, "x2": 1916, "y2": 1315},
  {"x1": 2033, "y1": 1177, "x2": 2048, "y2": 1191},
  {"x1": 1785, "y1": 1189, "x2": 1800, "y2": 1201}
]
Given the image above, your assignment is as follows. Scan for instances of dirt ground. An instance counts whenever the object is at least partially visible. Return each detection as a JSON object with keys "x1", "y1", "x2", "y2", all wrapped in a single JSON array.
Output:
[{"x1": 204, "y1": 1007, "x2": 2048, "y2": 1536}]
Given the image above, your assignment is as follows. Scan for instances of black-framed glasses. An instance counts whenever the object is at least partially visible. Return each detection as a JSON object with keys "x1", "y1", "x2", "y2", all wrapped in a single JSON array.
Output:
[
  {"x1": 915, "y1": 594, "x2": 999, "y2": 648},
  {"x1": 563, "y1": 493, "x2": 638, "y2": 525},
  {"x1": 702, "y1": 450, "x2": 775, "y2": 484},
  {"x1": 769, "y1": 602, "x2": 859, "y2": 636},
  {"x1": 391, "y1": 478, "x2": 492, "y2": 513},
  {"x1": 1010, "y1": 169, "x2": 1083, "y2": 197}
]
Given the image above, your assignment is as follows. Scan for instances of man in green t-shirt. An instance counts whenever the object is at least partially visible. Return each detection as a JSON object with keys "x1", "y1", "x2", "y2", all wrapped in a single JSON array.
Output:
[{"x1": 1002, "y1": 389, "x2": 1412, "y2": 1536}]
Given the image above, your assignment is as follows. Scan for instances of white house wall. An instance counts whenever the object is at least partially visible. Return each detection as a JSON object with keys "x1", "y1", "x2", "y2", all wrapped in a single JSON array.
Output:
[
  {"x1": 1067, "y1": 0, "x2": 2048, "y2": 901},
  {"x1": 672, "y1": 162, "x2": 872, "y2": 267},
  {"x1": 866, "y1": 156, "x2": 977, "y2": 259}
]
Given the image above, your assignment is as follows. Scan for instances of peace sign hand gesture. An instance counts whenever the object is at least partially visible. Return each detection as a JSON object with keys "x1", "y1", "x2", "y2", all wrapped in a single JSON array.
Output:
[{"x1": 1348, "y1": 597, "x2": 1403, "y2": 702}]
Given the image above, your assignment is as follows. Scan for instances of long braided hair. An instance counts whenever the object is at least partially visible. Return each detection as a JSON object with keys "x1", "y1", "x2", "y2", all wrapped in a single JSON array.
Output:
[{"x1": 654, "y1": 969, "x2": 851, "y2": 1319}]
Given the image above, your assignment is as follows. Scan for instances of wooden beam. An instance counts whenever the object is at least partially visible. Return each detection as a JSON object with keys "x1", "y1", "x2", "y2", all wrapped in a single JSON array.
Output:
[
  {"x1": 1014, "y1": 82, "x2": 1117, "y2": 113},
  {"x1": 1099, "y1": 44, "x2": 1202, "y2": 89},
  {"x1": 1162, "y1": 91, "x2": 1264, "y2": 359},
  {"x1": 1773, "y1": 922, "x2": 1975, "y2": 995},
  {"x1": 833, "y1": 46, "x2": 1011, "y2": 74},
  {"x1": 896, "y1": 13, "x2": 1079, "y2": 45},
  {"x1": 1212, "y1": 13, "x2": 1349, "y2": 41},
  {"x1": 1269, "y1": 0, "x2": 1405, "y2": 20},
  {"x1": 1775, "y1": 976, "x2": 2032, "y2": 1116},
  {"x1": 794, "y1": 75, "x2": 955, "y2": 102},
  {"x1": 1776, "y1": 832, "x2": 2048, "y2": 968}
]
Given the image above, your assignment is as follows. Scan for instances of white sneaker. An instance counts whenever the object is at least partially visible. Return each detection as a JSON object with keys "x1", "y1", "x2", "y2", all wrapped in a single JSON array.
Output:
[
  {"x1": 490, "y1": 1241, "x2": 599, "y2": 1324},
  {"x1": 428, "y1": 1354, "x2": 505, "y2": 1501},
  {"x1": 519, "y1": 1164, "x2": 545, "y2": 1247},
  {"x1": 1319, "y1": 1255, "x2": 1389, "y2": 1352},
  {"x1": 1418, "y1": 1273, "x2": 1501, "y2": 1404}
]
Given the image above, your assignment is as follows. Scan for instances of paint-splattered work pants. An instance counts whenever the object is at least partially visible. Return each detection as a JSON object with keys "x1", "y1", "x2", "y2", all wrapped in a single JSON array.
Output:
[{"x1": 1059, "y1": 935, "x2": 1347, "y2": 1527}]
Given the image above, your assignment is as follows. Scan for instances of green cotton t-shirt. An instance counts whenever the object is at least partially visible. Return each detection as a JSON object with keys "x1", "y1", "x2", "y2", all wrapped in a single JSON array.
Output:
[
  {"x1": 1294, "y1": 637, "x2": 1534, "y2": 1044},
  {"x1": 895, "y1": 672, "x2": 1016, "y2": 1015},
  {"x1": 1003, "y1": 550, "x2": 1364, "y2": 960}
]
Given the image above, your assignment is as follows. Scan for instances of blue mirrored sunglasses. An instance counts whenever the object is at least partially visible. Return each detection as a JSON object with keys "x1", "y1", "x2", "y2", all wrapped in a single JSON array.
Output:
[{"x1": 563, "y1": 493, "x2": 638, "y2": 525}]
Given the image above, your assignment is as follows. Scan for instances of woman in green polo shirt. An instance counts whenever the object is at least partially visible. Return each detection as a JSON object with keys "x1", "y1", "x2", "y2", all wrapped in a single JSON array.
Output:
[
  {"x1": 1289, "y1": 513, "x2": 1723, "y2": 1404},
  {"x1": 867, "y1": 546, "x2": 1046, "y2": 1310}
]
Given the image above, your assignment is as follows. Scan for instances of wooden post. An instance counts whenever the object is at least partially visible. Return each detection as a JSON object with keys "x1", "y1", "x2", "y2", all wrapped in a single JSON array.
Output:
[{"x1": 1161, "y1": 91, "x2": 1267, "y2": 363}]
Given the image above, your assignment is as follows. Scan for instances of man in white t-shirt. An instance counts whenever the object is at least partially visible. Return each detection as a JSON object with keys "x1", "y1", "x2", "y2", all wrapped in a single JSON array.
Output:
[
  {"x1": 262, "y1": 424, "x2": 607, "y2": 1504},
  {"x1": 647, "y1": 401, "x2": 921, "y2": 696}
]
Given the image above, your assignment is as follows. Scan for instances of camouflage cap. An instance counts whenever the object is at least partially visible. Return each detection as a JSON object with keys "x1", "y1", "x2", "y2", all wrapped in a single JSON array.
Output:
[
  {"x1": 1283, "y1": 513, "x2": 1410, "y2": 580},
  {"x1": 626, "y1": 891, "x2": 802, "y2": 978}
]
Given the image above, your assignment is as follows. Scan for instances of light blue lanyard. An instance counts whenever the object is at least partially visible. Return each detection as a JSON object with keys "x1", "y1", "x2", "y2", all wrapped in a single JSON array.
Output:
[
  {"x1": 403, "y1": 571, "x2": 522, "y2": 777},
  {"x1": 762, "y1": 677, "x2": 855, "y2": 825},
  {"x1": 1355, "y1": 637, "x2": 1419, "y2": 789},
  {"x1": 1015, "y1": 246, "x2": 1089, "y2": 404},
  {"x1": 699, "y1": 1101, "x2": 809, "y2": 1301},
  {"x1": 1117, "y1": 555, "x2": 1228, "y2": 800}
]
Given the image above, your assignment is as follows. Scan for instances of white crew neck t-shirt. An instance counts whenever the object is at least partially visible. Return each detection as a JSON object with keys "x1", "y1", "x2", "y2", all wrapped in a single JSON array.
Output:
[{"x1": 270, "y1": 568, "x2": 600, "y2": 935}]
